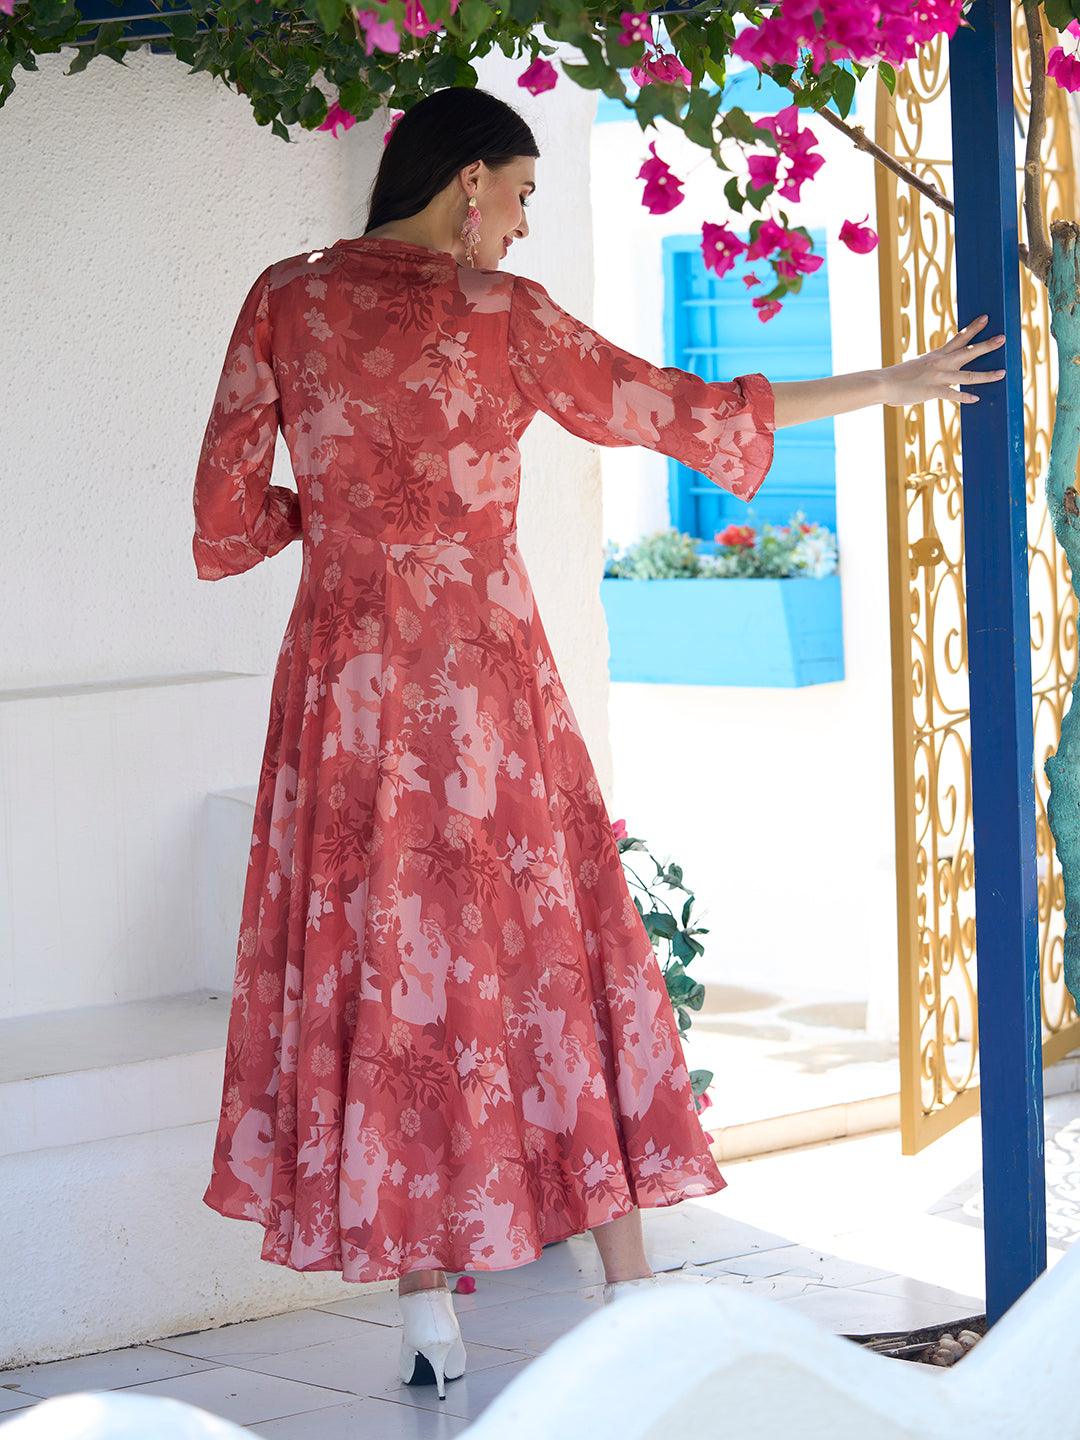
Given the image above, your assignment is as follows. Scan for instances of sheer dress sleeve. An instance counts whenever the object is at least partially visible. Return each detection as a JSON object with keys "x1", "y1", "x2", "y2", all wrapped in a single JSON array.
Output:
[
  {"x1": 192, "y1": 266, "x2": 302, "y2": 580},
  {"x1": 507, "y1": 272, "x2": 776, "y2": 503}
]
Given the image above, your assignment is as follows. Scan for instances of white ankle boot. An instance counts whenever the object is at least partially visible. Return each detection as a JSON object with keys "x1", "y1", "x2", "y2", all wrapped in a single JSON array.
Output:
[{"x1": 398, "y1": 1286, "x2": 468, "y2": 1399}]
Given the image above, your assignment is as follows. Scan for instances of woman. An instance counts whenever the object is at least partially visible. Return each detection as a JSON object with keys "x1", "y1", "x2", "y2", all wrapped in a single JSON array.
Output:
[{"x1": 191, "y1": 86, "x2": 1005, "y2": 1399}]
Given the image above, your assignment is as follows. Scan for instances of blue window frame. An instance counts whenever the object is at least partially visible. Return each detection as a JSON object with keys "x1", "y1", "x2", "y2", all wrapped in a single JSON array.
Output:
[{"x1": 661, "y1": 229, "x2": 837, "y2": 542}]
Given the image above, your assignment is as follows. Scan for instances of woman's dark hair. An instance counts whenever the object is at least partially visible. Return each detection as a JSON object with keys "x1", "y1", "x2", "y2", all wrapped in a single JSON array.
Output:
[{"x1": 364, "y1": 87, "x2": 539, "y2": 232}]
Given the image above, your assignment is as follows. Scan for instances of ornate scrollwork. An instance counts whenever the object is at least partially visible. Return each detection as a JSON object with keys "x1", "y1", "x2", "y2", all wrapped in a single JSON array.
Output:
[{"x1": 877, "y1": 9, "x2": 1079, "y2": 1152}]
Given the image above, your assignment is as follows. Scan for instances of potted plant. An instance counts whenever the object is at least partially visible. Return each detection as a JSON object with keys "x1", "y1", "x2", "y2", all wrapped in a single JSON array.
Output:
[{"x1": 600, "y1": 516, "x2": 843, "y2": 687}]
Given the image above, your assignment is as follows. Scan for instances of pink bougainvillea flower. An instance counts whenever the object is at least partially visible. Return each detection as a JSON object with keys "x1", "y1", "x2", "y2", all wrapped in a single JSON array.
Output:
[
  {"x1": 745, "y1": 217, "x2": 788, "y2": 261},
  {"x1": 753, "y1": 295, "x2": 783, "y2": 323},
  {"x1": 320, "y1": 100, "x2": 358, "y2": 138},
  {"x1": 354, "y1": 6, "x2": 401, "y2": 55},
  {"x1": 403, "y1": 0, "x2": 459, "y2": 30},
  {"x1": 732, "y1": 0, "x2": 963, "y2": 73},
  {"x1": 612, "y1": 817, "x2": 628, "y2": 840},
  {"x1": 454, "y1": 1275, "x2": 477, "y2": 1294},
  {"x1": 0, "y1": 0, "x2": 16, "y2": 14},
  {"x1": 402, "y1": 0, "x2": 437, "y2": 37},
  {"x1": 637, "y1": 141, "x2": 684, "y2": 214},
  {"x1": 717, "y1": 524, "x2": 756, "y2": 549},
  {"x1": 631, "y1": 49, "x2": 692, "y2": 87},
  {"x1": 775, "y1": 229, "x2": 824, "y2": 278},
  {"x1": 695, "y1": 1088, "x2": 713, "y2": 1113},
  {"x1": 754, "y1": 103, "x2": 825, "y2": 203},
  {"x1": 518, "y1": 57, "x2": 558, "y2": 95},
  {"x1": 382, "y1": 109, "x2": 405, "y2": 146},
  {"x1": 839, "y1": 214, "x2": 879, "y2": 254},
  {"x1": 618, "y1": 9, "x2": 653, "y2": 46},
  {"x1": 742, "y1": 271, "x2": 762, "y2": 288},
  {"x1": 701, "y1": 220, "x2": 747, "y2": 279},
  {"x1": 1048, "y1": 41, "x2": 1080, "y2": 93},
  {"x1": 747, "y1": 152, "x2": 780, "y2": 191}
]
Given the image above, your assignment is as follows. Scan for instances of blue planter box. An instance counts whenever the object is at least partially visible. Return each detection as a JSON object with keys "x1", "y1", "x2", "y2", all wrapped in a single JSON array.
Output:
[{"x1": 599, "y1": 574, "x2": 845, "y2": 687}]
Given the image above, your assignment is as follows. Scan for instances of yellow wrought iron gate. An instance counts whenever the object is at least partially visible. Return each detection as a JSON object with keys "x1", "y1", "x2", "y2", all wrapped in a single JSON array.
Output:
[{"x1": 876, "y1": 5, "x2": 1080, "y2": 1154}]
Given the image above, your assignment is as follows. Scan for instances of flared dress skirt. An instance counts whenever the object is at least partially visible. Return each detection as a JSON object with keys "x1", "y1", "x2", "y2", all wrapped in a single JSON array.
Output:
[{"x1": 192, "y1": 234, "x2": 777, "y2": 1282}]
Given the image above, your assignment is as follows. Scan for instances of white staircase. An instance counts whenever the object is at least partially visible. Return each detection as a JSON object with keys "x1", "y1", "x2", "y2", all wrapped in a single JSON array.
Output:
[{"x1": 0, "y1": 675, "x2": 355, "y2": 1368}]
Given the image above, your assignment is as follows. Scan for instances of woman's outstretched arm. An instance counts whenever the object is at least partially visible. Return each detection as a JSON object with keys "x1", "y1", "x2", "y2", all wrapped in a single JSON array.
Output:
[{"x1": 770, "y1": 315, "x2": 1007, "y2": 429}]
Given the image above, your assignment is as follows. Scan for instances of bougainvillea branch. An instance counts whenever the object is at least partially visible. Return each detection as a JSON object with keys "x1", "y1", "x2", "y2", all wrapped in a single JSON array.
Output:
[
  {"x1": 1, "y1": 0, "x2": 1075, "y2": 309},
  {"x1": 1, "y1": 0, "x2": 981, "y2": 318}
]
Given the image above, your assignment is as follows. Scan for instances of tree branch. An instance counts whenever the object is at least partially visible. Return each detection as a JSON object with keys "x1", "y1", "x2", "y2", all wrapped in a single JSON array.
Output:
[
  {"x1": 1021, "y1": 0, "x2": 1053, "y2": 285},
  {"x1": 811, "y1": 92, "x2": 1046, "y2": 284},
  {"x1": 812, "y1": 102, "x2": 955, "y2": 217}
]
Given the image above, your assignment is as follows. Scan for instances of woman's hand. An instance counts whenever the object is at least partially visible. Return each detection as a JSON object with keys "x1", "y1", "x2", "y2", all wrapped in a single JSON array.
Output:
[
  {"x1": 768, "y1": 316, "x2": 1008, "y2": 429},
  {"x1": 880, "y1": 315, "x2": 1007, "y2": 409}
]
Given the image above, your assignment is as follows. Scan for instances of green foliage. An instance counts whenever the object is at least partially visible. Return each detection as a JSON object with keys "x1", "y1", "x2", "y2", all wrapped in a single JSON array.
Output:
[
  {"x1": 604, "y1": 526, "x2": 700, "y2": 579},
  {"x1": 1045, "y1": 0, "x2": 1080, "y2": 30},
  {"x1": 0, "y1": 0, "x2": 904, "y2": 297},
  {"x1": 615, "y1": 823, "x2": 714, "y2": 1101},
  {"x1": 604, "y1": 516, "x2": 839, "y2": 580}
]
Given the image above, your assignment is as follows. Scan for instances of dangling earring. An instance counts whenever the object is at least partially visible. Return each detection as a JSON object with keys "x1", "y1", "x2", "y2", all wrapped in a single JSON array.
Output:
[{"x1": 461, "y1": 196, "x2": 482, "y2": 267}]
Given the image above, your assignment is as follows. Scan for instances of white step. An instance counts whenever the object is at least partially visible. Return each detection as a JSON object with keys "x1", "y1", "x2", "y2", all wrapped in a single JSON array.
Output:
[{"x1": 0, "y1": 990, "x2": 229, "y2": 1158}]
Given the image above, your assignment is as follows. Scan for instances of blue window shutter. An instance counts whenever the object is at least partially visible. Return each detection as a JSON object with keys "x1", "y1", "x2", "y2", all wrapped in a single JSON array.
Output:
[{"x1": 662, "y1": 229, "x2": 837, "y2": 541}]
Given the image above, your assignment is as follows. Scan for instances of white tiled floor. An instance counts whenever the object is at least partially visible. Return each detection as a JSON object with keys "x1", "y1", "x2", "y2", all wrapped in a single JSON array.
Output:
[{"x1": 7, "y1": 1094, "x2": 1080, "y2": 1438}]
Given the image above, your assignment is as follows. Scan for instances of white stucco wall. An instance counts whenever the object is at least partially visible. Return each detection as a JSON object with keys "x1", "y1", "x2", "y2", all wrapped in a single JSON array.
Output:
[
  {"x1": 2, "y1": 46, "x2": 613, "y2": 780},
  {"x1": 590, "y1": 77, "x2": 900, "y2": 1034},
  {"x1": 1, "y1": 43, "x2": 615, "y2": 1361}
]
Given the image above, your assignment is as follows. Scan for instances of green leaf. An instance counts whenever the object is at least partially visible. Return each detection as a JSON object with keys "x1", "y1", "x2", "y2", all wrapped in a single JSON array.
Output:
[
  {"x1": 724, "y1": 175, "x2": 746, "y2": 213},
  {"x1": 297, "y1": 84, "x2": 326, "y2": 123},
  {"x1": 425, "y1": 48, "x2": 465, "y2": 85},
  {"x1": 642, "y1": 911, "x2": 678, "y2": 939},
  {"x1": 1044, "y1": 0, "x2": 1080, "y2": 29},
  {"x1": 314, "y1": 0, "x2": 346, "y2": 34},
  {"x1": 459, "y1": 0, "x2": 495, "y2": 41},
  {"x1": 718, "y1": 104, "x2": 770, "y2": 145},
  {"x1": 561, "y1": 57, "x2": 609, "y2": 92},
  {"x1": 164, "y1": 12, "x2": 197, "y2": 38},
  {"x1": 670, "y1": 930, "x2": 696, "y2": 963},
  {"x1": 65, "y1": 44, "x2": 95, "y2": 72},
  {"x1": 831, "y1": 66, "x2": 855, "y2": 118},
  {"x1": 877, "y1": 61, "x2": 896, "y2": 96},
  {"x1": 689, "y1": 1068, "x2": 713, "y2": 1096}
]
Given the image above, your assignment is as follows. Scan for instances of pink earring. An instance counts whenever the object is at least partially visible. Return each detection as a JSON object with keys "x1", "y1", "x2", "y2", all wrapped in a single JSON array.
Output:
[{"x1": 461, "y1": 197, "x2": 482, "y2": 266}]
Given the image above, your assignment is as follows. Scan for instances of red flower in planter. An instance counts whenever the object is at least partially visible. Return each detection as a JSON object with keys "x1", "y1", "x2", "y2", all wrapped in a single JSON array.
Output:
[{"x1": 716, "y1": 524, "x2": 756, "y2": 550}]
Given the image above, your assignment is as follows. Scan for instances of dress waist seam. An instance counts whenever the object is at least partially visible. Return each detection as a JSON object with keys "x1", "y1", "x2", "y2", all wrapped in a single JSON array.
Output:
[{"x1": 311, "y1": 526, "x2": 518, "y2": 549}]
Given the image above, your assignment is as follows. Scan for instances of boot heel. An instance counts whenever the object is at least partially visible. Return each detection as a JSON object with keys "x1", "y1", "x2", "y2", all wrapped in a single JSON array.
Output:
[{"x1": 417, "y1": 1337, "x2": 455, "y2": 1400}]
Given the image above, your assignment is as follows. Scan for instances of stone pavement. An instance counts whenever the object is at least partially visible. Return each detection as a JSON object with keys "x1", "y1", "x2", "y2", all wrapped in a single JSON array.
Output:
[{"x1": 13, "y1": 1085, "x2": 1069, "y2": 1437}]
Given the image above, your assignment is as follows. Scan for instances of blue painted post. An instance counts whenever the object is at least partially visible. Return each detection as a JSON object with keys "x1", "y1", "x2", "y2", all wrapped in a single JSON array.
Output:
[{"x1": 947, "y1": 0, "x2": 1046, "y2": 1324}]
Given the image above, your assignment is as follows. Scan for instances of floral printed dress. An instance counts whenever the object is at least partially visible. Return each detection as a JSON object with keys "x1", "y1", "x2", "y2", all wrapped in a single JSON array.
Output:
[{"x1": 193, "y1": 233, "x2": 776, "y2": 1282}]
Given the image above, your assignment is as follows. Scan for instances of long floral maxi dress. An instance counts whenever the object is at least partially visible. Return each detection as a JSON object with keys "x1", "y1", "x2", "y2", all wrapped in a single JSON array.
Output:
[{"x1": 192, "y1": 234, "x2": 776, "y2": 1282}]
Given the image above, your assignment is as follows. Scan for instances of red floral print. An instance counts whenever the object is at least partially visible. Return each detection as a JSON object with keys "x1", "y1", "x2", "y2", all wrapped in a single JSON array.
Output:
[{"x1": 193, "y1": 234, "x2": 776, "y2": 1282}]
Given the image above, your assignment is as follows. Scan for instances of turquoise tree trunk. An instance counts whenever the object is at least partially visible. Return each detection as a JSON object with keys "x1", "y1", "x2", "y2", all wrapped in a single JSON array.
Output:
[{"x1": 1044, "y1": 218, "x2": 1080, "y2": 1006}]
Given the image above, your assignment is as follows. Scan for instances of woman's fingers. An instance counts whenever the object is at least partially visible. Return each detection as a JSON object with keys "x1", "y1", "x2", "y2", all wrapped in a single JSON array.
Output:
[
  {"x1": 961, "y1": 334, "x2": 1006, "y2": 357},
  {"x1": 940, "y1": 315, "x2": 990, "y2": 350},
  {"x1": 948, "y1": 366, "x2": 1007, "y2": 383}
]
